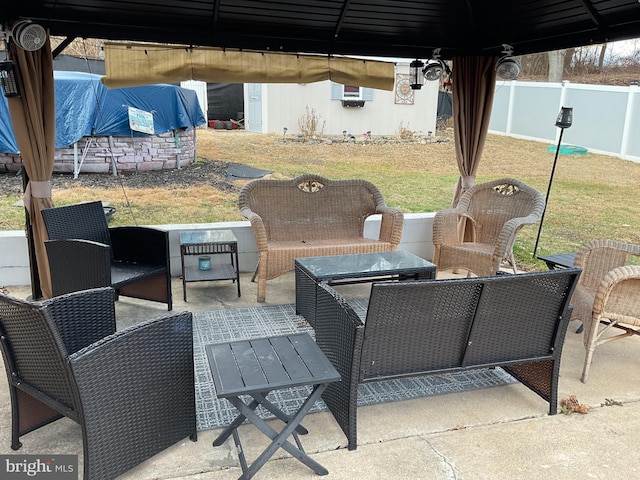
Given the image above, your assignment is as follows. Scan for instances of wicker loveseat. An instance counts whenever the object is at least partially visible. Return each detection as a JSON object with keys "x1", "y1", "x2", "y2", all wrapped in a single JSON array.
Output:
[
  {"x1": 239, "y1": 174, "x2": 404, "y2": 302},
  {"x1": 314, "y1": 268, "x2": 581, "y2": 450}
]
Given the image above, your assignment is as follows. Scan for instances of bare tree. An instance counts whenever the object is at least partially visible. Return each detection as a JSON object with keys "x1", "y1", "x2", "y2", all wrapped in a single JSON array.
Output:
[
  {"x1": 50, "y1": 37, "x2": 104, "y2": 59},
  {"x1": 597, "y1": 43, "x2": 607, "y2": 70},
  {"x1": 548, "y1": 50, "x2": 565, "y2": 82}
]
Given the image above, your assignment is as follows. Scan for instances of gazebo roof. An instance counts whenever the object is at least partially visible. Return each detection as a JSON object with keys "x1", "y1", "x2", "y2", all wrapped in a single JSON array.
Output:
[{"x1": 3, "y1": 1, "x2": 640, "y2": 59}]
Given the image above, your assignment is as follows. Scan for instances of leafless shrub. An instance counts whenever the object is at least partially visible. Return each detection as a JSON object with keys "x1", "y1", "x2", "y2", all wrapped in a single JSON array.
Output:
[
  {"x1": 50, "y1": 36, "x2": 104, "y2": 59},
  {"x1": 436, "y1": 116, "x2": 453, "y2": 132},
  {"x1": 298, "y1": 106, "x2": 325, "y2": 139},
  {"x1": 397, "y1": 121, "x2": 413, "y2": 139}
]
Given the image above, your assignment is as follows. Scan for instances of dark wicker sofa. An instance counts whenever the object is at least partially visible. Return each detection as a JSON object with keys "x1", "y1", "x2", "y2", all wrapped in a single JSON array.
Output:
[
  {"x1": 0, "y1": 287, "x2": 196, "y2": 480},
  {"x1": 314, "y1": 268, "x2": 581, "y2": 450},
  {"x1": 41, "y1": 200, "x2": 173, "y2": 310}
]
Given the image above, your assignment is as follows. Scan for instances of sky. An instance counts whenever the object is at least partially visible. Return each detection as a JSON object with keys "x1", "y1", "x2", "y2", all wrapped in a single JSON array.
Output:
[
  {"x1": 349, "y1": 37, "x2": 640, "y2": 66},
  {"x1": 605, "y1": 38, "x2": 639, "y2": 57}
]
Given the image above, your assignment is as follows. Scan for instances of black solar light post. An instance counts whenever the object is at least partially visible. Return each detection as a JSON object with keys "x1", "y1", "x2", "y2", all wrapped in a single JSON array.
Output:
[{"x1": 533, "y1": 107, "x2": 573, "y2": 257}]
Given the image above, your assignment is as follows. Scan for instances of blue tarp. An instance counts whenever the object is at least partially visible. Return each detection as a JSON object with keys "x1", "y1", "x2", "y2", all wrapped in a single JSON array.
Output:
[{"x1": 0, "y1": 71, "x2": 206, "y2": 154}]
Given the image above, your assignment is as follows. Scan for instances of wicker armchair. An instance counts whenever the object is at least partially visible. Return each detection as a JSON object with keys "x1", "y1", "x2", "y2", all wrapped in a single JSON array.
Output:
[
  {"x1": 41, "y1": 201, "x2": 173, "y2": 310},
  {"x1": 570, "y1": 239, "x2": 640, "y2": 383},
  {"x1": 432, "y1": 178, "x2": 545, "y2": 276},
  {"x1": 0, "y1": 287, "x2": 196, "y2": 480}
]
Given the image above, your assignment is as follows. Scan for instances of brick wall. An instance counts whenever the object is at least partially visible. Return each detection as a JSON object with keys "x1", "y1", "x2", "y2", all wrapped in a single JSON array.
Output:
[{"x1": 0, "y1": 129, "x2": 197, "y2": 174}]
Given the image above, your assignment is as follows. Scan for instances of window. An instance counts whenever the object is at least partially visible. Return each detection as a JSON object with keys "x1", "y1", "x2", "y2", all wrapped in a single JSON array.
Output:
[
  {"x1": 330, "y1": 82, "x2": 374, "y2": 102},
  {"x1": 342, "y1": 85, "x2": 362, "y2": 99}
]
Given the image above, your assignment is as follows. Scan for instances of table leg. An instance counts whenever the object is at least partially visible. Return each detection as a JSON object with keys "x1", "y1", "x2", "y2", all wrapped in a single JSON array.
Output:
[
  {"x1": 213, "y1": 397, "x2": 261, "y2": 447},
  {"x1": 180, "y1": 246, "x2": 188, "y2": 302},
  {"x1": 252, "y1": 392, "x2": 309, "y2": 435},
  {"x1": 221, "y1": 384, "x2": 330, "y2": 479},
  {"x1": 234, "y1": 248, "x2": 241, "y2": 297},
  {"x1": 213, "y1": 391, "x2": 308, "y2": 447},
  {"x1": 232, "y1": 428, "x2": 249, "y2": 474}
]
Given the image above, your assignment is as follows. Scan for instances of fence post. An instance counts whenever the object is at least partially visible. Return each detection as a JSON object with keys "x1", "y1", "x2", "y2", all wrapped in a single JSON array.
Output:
[
  {"x1": 620, "y1": 84, "x2": 638, "y2": 160},
  {"x1": 504, "y1": 80, "x2": 517, "y2": 136}
]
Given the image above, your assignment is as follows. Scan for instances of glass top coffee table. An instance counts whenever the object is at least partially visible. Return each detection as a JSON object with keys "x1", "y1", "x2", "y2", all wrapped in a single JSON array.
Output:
[{"x1": 295, "y1": 251, "x2": 436, "y2": 327}]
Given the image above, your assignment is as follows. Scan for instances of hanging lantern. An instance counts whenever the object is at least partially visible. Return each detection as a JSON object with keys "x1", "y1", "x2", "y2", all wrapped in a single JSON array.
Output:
[
  {"x1": 0, "y1": 61, "x2": 21, "y2": 98},
  {"x1": 409, "y1": 59, "x2": 424, "y2": 90}
]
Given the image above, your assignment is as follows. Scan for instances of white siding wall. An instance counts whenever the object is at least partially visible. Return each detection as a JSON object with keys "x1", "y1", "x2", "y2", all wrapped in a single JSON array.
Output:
[
  {"x1": 180, "y1": 80, "x2": 208, "y2": 124},
  {"x1": 246, "y1": 65, "x2": 439, "y2": 136}
]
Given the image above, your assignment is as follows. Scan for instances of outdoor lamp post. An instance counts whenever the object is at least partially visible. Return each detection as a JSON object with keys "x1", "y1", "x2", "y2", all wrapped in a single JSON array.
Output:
[{"x1": 533, "y1": 107, "x2": 573, "y2": 257}]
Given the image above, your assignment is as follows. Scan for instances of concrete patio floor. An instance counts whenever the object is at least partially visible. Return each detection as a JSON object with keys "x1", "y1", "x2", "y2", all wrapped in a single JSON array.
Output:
[{"x1": 2, "y1": 271, "x2": 640, "y2": 479}]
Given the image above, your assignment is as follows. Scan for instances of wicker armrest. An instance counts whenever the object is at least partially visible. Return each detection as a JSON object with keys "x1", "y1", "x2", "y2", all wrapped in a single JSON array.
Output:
[
  {"x1": 377, "y1": 206, "x2": 404, "y2": 246},
  {"x1": 45, "y1": 239, "x2": 112, "y2": 297},
  {"x1": 42, "y1": 287, "x2": 117, "y2": 355},
  {"x1": 433, "y1": 210, "x2": 475, "y2": 245},
  {"x1": 109, "y1": 226, "x2": 168, "y2": 265},
  {"x1": 314, "y1": 283, "x2": 364, "y2": 449},
  {"x1": 239, "y1": 207, "x2": 268, "y2": 250},
  {"x1": 69, "y1": 311, "x2": 196, "y2": 480},
  {"x1": 494, "y1": 213, "x2": 543, "y2": 257},
  {"x1": 593, "y1": 265, "x2": 640, "y2": 318},
  {"x1": 315, "y1": 282, "x2": 364, "y2": 370}
]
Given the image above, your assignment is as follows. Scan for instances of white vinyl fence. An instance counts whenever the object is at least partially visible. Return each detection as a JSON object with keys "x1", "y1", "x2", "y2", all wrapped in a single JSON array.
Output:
[{"x1": 489, "y1": 80, "x2": 640, "y2": 162}]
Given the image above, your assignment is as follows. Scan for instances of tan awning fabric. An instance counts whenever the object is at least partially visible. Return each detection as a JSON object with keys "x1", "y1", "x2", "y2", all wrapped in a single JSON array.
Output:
[{"x1": 102, "y1": 43, "x2": 395, "y2": 90}]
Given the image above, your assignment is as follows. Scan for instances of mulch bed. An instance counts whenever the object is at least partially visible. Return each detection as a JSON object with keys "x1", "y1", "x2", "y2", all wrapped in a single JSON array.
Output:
[{"x1": 0, "y1": 159, "x2": 240, "y2": 196}]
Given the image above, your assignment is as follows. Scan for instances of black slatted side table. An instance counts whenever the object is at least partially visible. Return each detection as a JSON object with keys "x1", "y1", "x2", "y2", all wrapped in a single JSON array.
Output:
[{"x1": 206, "y1": 333, "x2": 340, "y2": 479}]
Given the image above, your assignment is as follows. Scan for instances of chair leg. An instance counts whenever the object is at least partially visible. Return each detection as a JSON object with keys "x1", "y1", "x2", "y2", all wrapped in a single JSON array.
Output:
[
  {"x1": 581, "y1": 346, "x2": 595, "y2": 383},
  {"x1": 507, "y1": 253, "x2": 518, "y2": 274},
  {"x1": 11, "y1": 389, "x2": 63, "y2": 450},
  {"x1": 257, "y1": 278, "x2": 267, "y2": 303},
  {"x1": 254, "y1": 257, "x2": 268, "y2": 302},
  {"x1": 251, "y1": 260, "x2": 259, "y2": 283}
]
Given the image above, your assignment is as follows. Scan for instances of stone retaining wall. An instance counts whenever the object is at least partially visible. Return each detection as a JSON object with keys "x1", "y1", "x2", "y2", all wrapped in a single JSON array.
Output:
[{"x1": 0, "y1": 129, "x2": 197, "y2": 174}]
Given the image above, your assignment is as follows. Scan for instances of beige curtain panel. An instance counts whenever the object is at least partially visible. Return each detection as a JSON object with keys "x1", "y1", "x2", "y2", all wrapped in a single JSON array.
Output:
[
  {"x1": 451, "y1": 55, "x2": 498, "y2": 207},
  {"x1": 102, "y1": 43, "x2": 395, "y2": 91},
  {"x1": 7, "y1": 38, "x2": 56, "y2": 299}
]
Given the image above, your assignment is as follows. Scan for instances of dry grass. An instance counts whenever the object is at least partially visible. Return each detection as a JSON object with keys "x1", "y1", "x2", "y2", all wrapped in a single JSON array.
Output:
[
  {"x1": 2, "y1": 128, "x2": 640, "y2": 270},
  {"x1": 50, "y1": 185, "x2": 236, "y2": 226},
  {"x1": 197, "y1": 129, "x2": 640, "y2": 269}
]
